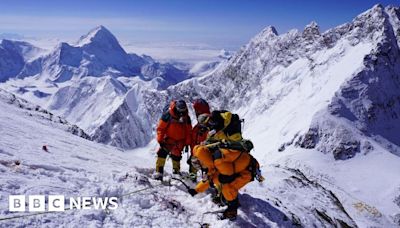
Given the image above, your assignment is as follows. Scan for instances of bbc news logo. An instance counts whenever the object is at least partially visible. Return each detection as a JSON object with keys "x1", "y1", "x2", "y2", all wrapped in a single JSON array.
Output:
[{"x1": 9, "y1": 195, "x2": 118, "y2": 212}]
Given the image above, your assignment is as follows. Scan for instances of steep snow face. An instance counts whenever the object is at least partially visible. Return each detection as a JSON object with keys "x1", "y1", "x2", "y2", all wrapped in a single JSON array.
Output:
[
  {"x1": 47, "y1": 76, "x2": 128, "y2": 134},
  {"x1": 296, "y1": 5, "x2": 400, "y2": 158},
  {"x1": 91, "y1": 85, "x2": 154, "y2": 148},
  {"x1": 140, "y1": 61, "x2": 191, "y2": 89},
  {"x1": 189, "y1": 60, "x2": 222, "y2": 77}
]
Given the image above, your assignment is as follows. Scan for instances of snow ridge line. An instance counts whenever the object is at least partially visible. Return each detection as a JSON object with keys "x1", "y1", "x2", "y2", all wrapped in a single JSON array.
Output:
[{"x1": 0, "y1": 183, "x2": 164, "y2": 222}]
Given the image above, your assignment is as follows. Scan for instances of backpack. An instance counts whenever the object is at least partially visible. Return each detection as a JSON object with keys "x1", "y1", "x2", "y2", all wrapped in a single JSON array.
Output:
[{"x1": 223, "y1": 113, "x2": 243, "y2": 137}]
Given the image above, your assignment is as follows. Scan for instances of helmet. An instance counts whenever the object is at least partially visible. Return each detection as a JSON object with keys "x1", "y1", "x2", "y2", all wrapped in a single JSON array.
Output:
[
  {"x1": 175, "y1": 100, "x2": 187, "y2": 116},
  {"x1": 197, "y1": 113, "x2": 211, "y2": 133},
  {"x1": 193, "y1": 98, "x2": 210, "y2": 116}
]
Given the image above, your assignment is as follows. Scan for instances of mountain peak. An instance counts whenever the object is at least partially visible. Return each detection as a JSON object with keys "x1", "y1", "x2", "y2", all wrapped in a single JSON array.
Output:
[
  {"x1": 356, "y1": 3, "x2": 385, "y2": 20},
  {"x1": 303, "y1": 21, "x2": 320, "y2": 37},
  {"x1": 262, "y1": 26, "x2": 278, "y2": 36},
  {"x1": 253, "y1": 26, "x2": 278, "y2": 43},
  {"x1": 76, "y1": 25, "x2": 119, "y2": 47}
]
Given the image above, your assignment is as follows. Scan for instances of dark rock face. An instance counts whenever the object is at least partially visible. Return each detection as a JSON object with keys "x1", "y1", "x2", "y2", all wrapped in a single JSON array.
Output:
[
  {"x1": 296, "y1": 128, "x2": 318, "y2": 149},
  {"x1": 332, "y1": 141, "x2": 361, "y2": 160},
  {"x1": 296, "y1": 126, "x2": 361, "y2": 160}
]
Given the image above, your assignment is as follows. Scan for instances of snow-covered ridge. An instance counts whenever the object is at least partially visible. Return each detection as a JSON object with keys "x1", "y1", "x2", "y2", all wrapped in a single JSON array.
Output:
[{"x1": 0, "y1": 88, "x2": 90, "y2": 139}]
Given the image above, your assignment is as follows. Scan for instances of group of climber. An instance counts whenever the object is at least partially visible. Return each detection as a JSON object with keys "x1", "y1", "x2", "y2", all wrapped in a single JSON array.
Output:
[{"x1": 154, "y1": 98, "x2": 264, "y2": 220}]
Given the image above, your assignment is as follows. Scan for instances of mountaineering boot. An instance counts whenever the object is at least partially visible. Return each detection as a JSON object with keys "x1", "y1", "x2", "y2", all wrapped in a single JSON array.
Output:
[
  {"x1": 210, "y1": 187, "x2": 225, "y2": 206},
  {"x1": 212, "y1": 194, "x2": 224, "y2": 206},
  {"x1": 221, "y1": 209, "x2": 237, "y2": 221},
  {"x1": 152, "y1": 171, "x2": 163, "y2": 181},
  {"x1": 212, "y1": 195, "x2": 221, "y2": 205},
  {"x1": 172, "y1": 170, "x2": 181, "y2": 178},
  {"x1": 221, "y1": 197, "x2": 239, "y2": 220},
  {"x1": 154, "y1": 157, "x2": 166, "y2": 181}
]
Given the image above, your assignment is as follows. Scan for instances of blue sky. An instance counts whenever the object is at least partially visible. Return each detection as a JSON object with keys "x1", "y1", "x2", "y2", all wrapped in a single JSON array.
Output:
[{"x1": 0, "y1": 0, "x2": 398, "y2": 50}]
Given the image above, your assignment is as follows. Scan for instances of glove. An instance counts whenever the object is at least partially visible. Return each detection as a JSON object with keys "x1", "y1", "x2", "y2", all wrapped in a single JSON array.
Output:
[
  {"x1": 184, "y1": 145, "x2": 189, "y2": 153},
  {"x1": 219, "y1": 140, "x2": 230, "y2": 148},
  {"x1": 188, "y1": 188, "x2": 197, "y2": 196}
]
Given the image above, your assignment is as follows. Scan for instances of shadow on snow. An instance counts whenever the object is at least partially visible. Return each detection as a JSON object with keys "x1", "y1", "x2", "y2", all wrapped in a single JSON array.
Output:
[{"x1": 237, "y1": 193, "x2": 299, "y2": 228}]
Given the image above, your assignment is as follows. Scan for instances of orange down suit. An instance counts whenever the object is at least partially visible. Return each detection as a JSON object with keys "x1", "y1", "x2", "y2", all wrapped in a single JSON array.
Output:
[
  {"x1": 156, "y1": 102, "x2": 192, "y2": 157},
  {"x1": 193, "y1": 145, "x2": 252, "y2": 201}
]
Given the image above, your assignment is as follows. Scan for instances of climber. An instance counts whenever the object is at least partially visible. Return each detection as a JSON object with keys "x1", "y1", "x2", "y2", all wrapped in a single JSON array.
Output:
[
  {"x1": 153, "y1": 100, "x2": 192, "y2": 181},
  {"x1": 188, "y1": 98, "x2": 211, "y2": 182},
  {"x1": 187, "y1": 110, "x2": 262, "y2": 220}
]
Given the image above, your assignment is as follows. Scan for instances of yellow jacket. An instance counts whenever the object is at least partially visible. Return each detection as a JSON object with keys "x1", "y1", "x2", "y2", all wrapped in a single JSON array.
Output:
[{"x1": 208, "y1": 111, "x2": 242, "y2": 142}]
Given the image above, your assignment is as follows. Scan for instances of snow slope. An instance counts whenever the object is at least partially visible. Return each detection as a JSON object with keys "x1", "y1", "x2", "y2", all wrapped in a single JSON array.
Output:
[
  {"x1": 0, "y1": 88, "x2": 89, "y2": 139},
  {"x1": 0, "y1": 89, "x2": 300, "y2": 228}
]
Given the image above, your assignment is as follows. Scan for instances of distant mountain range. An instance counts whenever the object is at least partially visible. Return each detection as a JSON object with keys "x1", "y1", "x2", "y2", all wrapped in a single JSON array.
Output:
[{"x1": 0, "y1": 25, "x2": 226, "y2": 148}]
